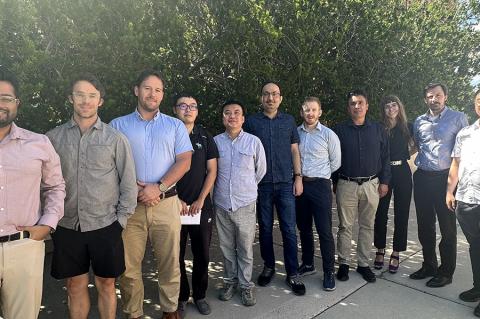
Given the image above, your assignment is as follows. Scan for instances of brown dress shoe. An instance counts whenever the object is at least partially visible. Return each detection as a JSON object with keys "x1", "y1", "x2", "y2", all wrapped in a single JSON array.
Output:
[{"x1": 162, "y1": 310, "x2": 181, "y2": 319}]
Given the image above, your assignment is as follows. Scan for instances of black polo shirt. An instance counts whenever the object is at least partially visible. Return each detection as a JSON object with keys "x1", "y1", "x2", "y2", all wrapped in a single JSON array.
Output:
[
  {"x1": 333, "y1": 119, "x2": 391, "y2": 185},
  {"x1": 176, "y1": 125, "x2": 219, "y2": 204}
]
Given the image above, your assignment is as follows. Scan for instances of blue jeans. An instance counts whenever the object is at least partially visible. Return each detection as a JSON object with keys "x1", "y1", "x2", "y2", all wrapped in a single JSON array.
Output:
[{"x1": 257, "y1": 182, "x2": 299, "y2": 276}]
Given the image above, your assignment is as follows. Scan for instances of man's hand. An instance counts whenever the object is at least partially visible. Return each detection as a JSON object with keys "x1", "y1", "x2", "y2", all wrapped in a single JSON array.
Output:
[
  {"x1": 446, "y1": 191, "x2": 456, "y2": 212},
  {"x1": 17, "y1": 225, "x2": 51, "y2": 241},
  {"x1": 137, "y1": 181, "x2": 161, "y2": 204},
  {"x1": 378, "y1": 184, "x2": 389, "y2": 198},
  {"x1": 189, "y1": 198, "x2": 204, "y2": 216},
  {"x1": 293, "y1": 177, "x2": 303, "y2": 196}
]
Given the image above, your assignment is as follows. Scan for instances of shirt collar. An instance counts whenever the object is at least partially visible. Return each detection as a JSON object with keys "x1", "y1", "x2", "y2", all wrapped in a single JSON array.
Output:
[
  {"x1": 260, "y1": 110, "x2": 284, "y2": 119},
  {"x1": 224, "y1": 129, "x2": 244, "y2": 140},
  {"x1": 300, "y1": 121, "x2": 322, "y2": 132},
  {"x1": 5, "y1": 122, "x2": 27, "y2": 140},
  {"x1": 135, "y1": 108, "x2": 161, "y2": 121},
  {"x1": 347, "y1": 118, "x2": 371, "y2": 127},
  {"x1": 426, "y1": 105, "x2": 448, "y2": 119},
  {"x1": 66, "y1": 116, "x2": 103, "y2": 130}
]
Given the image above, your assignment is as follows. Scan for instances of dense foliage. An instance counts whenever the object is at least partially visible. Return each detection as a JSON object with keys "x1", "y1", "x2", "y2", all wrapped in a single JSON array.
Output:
[{"x1": 1, "y1": 0, "x2": 479, "y2": 134}]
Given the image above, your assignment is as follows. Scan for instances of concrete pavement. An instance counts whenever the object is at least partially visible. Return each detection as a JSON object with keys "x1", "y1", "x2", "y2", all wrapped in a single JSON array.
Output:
[{"x1": 38, "y1": 198, "x2": 477, "y2": 319}]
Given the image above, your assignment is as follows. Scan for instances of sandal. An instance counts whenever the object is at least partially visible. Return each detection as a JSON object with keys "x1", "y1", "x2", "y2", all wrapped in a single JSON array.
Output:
[
  {"x1": 374, "y1": 251, "x2": 385, "y2": 270},
  {"x1": 389, "y1": 254, "x2": 400, "y2": 274}
]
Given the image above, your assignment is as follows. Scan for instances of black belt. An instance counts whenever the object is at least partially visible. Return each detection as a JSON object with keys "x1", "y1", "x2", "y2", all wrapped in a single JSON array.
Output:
[
  {"x1": 160, "y1": 186, "x2": 177, "y2": 200},
  {"x1": 303, "y1": 176, "x2": 322, "y2": 182},
  {"x1": 0, "y1": 231, "x2": 30, "y2": 243},
  {"x1": 339, "y1": 174, "x2": 377, "y2": 185}
]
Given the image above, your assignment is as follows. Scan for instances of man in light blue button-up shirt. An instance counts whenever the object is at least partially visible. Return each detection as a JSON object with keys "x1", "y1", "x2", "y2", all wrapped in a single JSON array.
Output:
[
  {"x1": 411, "y1": 83, "x2": 468, "y2": 287},
  {"x1": 110, "y1": 70, "x2": 193, "y2": 318},
  {"x1": 295, "y1": 97, "x2": 341, "y2": 291},
  {"x1": 214, "y1": 100, "x2": 266, "y2": 307}
]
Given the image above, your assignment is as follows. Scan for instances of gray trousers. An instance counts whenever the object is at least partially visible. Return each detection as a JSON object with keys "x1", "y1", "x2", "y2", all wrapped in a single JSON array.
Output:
[
  {"x1": 215, "y1": 203, "x2": 256, "y2": 289},
  {"x1": 336, "y1": 178, "x2": 380, "y2": 267}
]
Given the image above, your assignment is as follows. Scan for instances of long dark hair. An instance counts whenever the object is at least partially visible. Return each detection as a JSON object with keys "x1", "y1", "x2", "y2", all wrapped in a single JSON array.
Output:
[{"x1": 380, "y1": 95, "x2": 413, "y2": 148}]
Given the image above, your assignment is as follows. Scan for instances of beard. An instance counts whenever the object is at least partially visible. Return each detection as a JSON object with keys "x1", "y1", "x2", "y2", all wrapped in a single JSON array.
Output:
[{"x1": 0, "y1": 109, "x2": 16, "y2": 128}]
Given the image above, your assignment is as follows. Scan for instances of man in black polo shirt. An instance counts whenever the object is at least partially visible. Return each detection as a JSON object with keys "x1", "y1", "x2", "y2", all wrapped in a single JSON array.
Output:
[
  {"x1": 173, "y1": 93, "x2": 219, "y2": 317},
  {"x1": 333, "y1": 89, "x2": 391, "y2": 283}
]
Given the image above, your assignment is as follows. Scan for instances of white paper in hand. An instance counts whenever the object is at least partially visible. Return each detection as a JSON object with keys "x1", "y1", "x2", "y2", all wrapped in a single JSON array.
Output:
[{"x1": 180, "y1": 206, "x2": 201, "y2": 225}]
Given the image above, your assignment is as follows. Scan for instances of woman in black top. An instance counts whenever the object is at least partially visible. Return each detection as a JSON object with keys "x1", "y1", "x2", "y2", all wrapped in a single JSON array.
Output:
[{"x1": 373, "y1": 95, "x2": 414, "y2": 273}]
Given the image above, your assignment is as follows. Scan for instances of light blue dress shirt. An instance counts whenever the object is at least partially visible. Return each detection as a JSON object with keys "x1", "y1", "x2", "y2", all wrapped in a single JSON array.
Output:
[
  {"x1": 213, "y1": 130, "x2": 266, "y2": 212},
  {"x1": 298, "y1": 122, "x2": 341, "y2": 179},
  {"x1": 110, "y1": 109, "x2": 193, "y2": 183},
  {"x1": 414, "y1": 106, "x2": 468, "y2": 171},
  {"x1": 452, "y1": 119, "x2": 480, "y2": 205}
]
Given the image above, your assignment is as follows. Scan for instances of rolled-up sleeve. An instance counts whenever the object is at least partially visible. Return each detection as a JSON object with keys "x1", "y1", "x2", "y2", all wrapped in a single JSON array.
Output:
[{"x1": 38, "y1": 138, "x2": 65, "y2": 229}]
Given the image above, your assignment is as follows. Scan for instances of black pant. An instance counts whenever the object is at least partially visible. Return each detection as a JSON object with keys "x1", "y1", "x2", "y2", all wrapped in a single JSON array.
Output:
[
  {"x1": 456, "y1": 201, "x2": 480, "y2": 289},
  {"x1": 413, "y1": 169, "x2": 457, "y2": 277},
  {"x1": 374, "y1": 163, "x2": 412, "y2": 251},
  {"x1": 295, "y1": 178, "x2": 335, "y2": 273},
  {"x1": 178, "y1": 198, "x2": 214, "y2": 302}
]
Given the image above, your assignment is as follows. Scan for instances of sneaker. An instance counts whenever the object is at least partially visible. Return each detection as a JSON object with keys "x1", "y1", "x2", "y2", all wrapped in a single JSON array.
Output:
[
  {"x1": 336, "y1": 264, "x2": 349, "y2": 281},
  {"x1": 356, "y1": 266, "x2": 376, "y2": 283},
  {"x1": 241, "y1": 287, "x2": 257, "y2": 307},
  {"x1": 257, "y1": 266, "x2": 275, "y2": 286},
  {"x1": 323, "y1": 271, "x2": 336, "y2": 291},
  {"x1": 286, "y1": 275, "x2": 306, "y2": 296},
  {"x1": 298, "y1": 264, "x2": 317, "y2": 277},
  {"x1": 460, "y1": 288, "x2": 480, "y2": 302},
  {"x1": 194, "y1": 298, "x2": 211, "y2": 315},
  {"x1": 218, "y1": 283, "x2": 236, "y2": 301}
]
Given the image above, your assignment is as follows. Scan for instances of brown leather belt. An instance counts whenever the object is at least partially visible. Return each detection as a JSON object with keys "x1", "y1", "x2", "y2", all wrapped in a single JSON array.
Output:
[
  {"x1": 0, "y1": 231, "x2": 30, "y2": 243},
  {"x1": 160, "y1": 186, "x2": 177, "y2": 200},
  {"x1": 339, "y1": 174, "x2": 377, "y2": 185}
]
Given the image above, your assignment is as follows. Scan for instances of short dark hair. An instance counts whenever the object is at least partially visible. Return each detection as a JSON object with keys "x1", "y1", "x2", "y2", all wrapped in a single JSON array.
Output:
[
  {"x1": 222, "y1": 99, "x2": 246, "y2": 115},
  {"x1": 173, "y1": 92, "x2": 197, "y2": 106},
  {"x1": 135, "y1": 69, "x2": 164, "y2": 88},
  {"x1": 303, "y1": 96, "x2": 322, "y2": 108},
  {"x1": 423, "y1": 82, "x2": 448, "y2": 97},
  {"x1": 347, "y1": 89, "x2": 368, "y2": 104},
  {"x1": 261, "y1": 81, "x2": 281, "y2": 94},
  {"x1": 0, "y1": 68, "x2": 20, "y2": 97},
  {"x1": 70, "y1": 73, "x2": 105, "y2": 98}
]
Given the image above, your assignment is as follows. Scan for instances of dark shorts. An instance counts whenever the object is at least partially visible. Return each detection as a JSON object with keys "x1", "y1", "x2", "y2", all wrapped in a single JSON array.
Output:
[{"x1": 51, "y1": 221, "x2": 125, "y2": 279}]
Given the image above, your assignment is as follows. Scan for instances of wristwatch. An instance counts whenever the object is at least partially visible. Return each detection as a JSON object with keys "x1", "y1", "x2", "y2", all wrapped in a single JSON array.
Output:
[{"x1": 158, "y1": 182, "x2": 168, "y2": 193}]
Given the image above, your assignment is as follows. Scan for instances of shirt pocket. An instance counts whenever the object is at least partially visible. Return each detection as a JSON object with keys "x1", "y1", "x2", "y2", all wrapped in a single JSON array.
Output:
[
  {"x1": 236, "y1": 149, "x2": 255, "y2": 170},
  {"x1": 86, "y1": 145, "x2": 114, "y2": 170}
]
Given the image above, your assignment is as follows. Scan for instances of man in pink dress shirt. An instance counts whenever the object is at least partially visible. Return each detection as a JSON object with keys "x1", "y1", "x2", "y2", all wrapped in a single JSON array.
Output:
[{"x1": 0, "y1": 69, "x2": 65, "y2": 319}]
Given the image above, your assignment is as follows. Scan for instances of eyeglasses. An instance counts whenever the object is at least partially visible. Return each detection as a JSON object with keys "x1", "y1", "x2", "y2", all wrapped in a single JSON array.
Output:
[
  {"x1": 384, "y1": 102, "x2": 399, "y2": 109},
  {"x1": 72, "y1": 92, "x2": 100, "y2": 101},
  {"x1": 0, "y1": 96, "x2": 18, "y2": 105},
  {"x1": 175, "y1": 103, "x2": 198, "y2": 111},
  {"x1": 262, "y1": 92, "x2": 281, "y2": 98},
  {"x1": 223, "y1": 110, "x2": 243, "y2": 118}
]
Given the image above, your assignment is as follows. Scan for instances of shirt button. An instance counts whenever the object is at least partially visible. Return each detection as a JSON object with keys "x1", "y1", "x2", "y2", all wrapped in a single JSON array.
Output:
[
  {"x1": 0, "y1": 208, "x2": 4, "y2": 211},
  {"x1": 0, "y1": 229, "x2": 3, "y2": 232},
  {"x1": 0, "y1": 186, "x2": 3, "y2": 189}
]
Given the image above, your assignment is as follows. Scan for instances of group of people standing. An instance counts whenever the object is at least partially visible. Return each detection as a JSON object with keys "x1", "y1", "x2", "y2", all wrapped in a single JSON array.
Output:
[{"x1": 1, "y1": 66, "x2": 480, "y2": 319}]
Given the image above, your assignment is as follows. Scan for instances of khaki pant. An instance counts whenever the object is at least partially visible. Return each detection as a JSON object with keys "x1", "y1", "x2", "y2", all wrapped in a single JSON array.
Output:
[
  {"x1": 0, "y1": 238, "x2": 45, "y2": 319},
  {"x1": 336, "y1": 178, "x2": 379, "y2": 267},
  {"x1": 119, "y1": 197, "x2": 181, "y2": 318}
]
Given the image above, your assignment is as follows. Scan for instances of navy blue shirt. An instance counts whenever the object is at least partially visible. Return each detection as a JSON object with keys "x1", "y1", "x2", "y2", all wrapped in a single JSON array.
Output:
[
  {"x1": 243, "y1": 111, "x2": 300, "y2": 184},
  {"x1": 333, "y1": 119, "x2": 391, "y2": 185}
]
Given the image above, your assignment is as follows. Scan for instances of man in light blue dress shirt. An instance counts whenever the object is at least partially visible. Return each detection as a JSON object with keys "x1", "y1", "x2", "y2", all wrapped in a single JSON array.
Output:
[
  {"x1": 110, "y1": 69, "x2": 193, "y2": 319},
  {"x1": 214, "y1": 100, "x2": 266, "y2": 307},
  {"x1": 295, "y1": 97, "x2": 341, "y2": 291},
  {"x1": 410, "y1": 82, "x2": 468, "y2": 288}
]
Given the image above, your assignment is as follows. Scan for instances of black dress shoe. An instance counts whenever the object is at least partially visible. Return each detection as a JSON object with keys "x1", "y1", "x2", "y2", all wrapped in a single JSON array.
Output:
[
  {"x1": 285, "y1": 275, "x2": 306, "y2": 296},
  {"x1": 356, "y1": 266, "x2": 376, "y2": 283},
  {"x1": 474, "y1": 302, "x2": 480, "y2": 317},
  {"x1": 460, "y1": 288, "x2": 480, "y2": 302},
  {"x1": 409, "y1": 267, "x2": 437, "y2": 280},
  {"x1": 257, "y1": 266, "x2": 275, "y2": 287},
  {"x1": 336, "y1": 264, "x2": 349, "y2": 281},
  {"x1": 426, "y1": 275, "x2": 452, "y2": 288}
]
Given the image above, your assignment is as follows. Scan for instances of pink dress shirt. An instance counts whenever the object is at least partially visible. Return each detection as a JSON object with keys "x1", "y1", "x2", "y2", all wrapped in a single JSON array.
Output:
[{"x1": 0, "y1": 123, "x2": 65, "y2": 236}]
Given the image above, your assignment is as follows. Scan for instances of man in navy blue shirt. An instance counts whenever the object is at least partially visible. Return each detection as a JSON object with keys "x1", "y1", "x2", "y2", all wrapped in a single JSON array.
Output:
[
  {"x1": 333, "y1": 89, "x2": 390, "y2": 283},
  {"x1": 243, "y1": 82, "x2": 305, "y2": 295}
]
